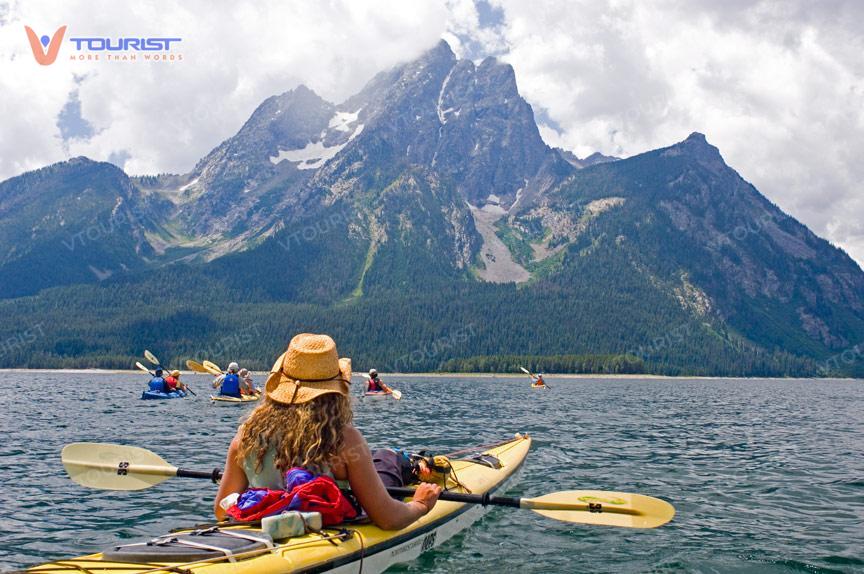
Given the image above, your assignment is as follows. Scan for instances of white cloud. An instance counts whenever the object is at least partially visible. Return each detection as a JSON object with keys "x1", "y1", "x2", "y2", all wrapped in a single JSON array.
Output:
[
  {"x1": 485, "y1": 0, "x2": 864, "y2": 266},
  {"x1": 0, "y1": 0, "x2": 447, "y2": 178},
  {"x1": 1, "y1": 0, "x2": 862, "y2": 265}
]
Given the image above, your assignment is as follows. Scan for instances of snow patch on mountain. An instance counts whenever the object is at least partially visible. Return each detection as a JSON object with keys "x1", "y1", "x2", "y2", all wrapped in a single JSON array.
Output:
[
  {"x1": 269, "y1": 120, "x2": 364, "y2": 170},
  {"x1": 437, "y1": 65, "x2": 456, "y2": 125},
  {"x1": 179, "y1": 176, "x2": 199, "y2": 191},
  {"x1": 328, "y1": 109, "x2": 360, "y2": 132}
]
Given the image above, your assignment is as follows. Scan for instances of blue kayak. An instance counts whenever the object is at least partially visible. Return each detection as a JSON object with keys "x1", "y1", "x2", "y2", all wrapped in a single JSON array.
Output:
[{"x1": 140, "y1": 389, "x2": 187, "y2": 400}]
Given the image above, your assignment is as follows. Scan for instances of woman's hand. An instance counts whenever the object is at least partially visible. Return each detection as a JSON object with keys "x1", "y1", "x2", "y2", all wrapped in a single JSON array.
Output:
[{"x1": 411, "y1": 482, "x2": 442, "y2": 514}]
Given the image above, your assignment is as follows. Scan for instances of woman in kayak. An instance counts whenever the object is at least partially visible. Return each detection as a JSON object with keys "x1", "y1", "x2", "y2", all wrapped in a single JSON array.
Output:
[
  {"x1": 164, "y1": 370, "x2": 187, "y2": 393},
  {"x1": 366, "y1": 368, "x2": 393, "y2": 394},
  {"x1": 238, "y1": 368, "x2": 256, "y2": 395},
  {"x1": 214, "y1": 334, "x2": 441, "y2": 529}
]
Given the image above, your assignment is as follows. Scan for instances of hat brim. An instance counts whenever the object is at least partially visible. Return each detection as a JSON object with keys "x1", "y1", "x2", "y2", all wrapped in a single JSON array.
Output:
[{"x1": 266, "y1": 356, "x2": 352, "y2": 405}]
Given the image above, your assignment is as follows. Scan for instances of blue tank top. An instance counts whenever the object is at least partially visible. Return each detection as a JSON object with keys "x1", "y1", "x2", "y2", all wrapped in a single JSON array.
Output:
[{"x1": 221, "y1": 373, "x2": 241, "y2": 397}]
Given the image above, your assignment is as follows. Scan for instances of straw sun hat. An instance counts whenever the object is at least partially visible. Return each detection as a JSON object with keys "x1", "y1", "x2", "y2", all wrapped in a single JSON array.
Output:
[{"x1": 265, "y1": 333, "x2": 352, "y2": 405}]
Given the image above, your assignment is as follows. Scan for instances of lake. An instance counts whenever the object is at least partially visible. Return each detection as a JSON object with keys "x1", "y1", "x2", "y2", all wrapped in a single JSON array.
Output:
[{"x1": 1, "y1": 373, "x2": 862, "y2": 572}]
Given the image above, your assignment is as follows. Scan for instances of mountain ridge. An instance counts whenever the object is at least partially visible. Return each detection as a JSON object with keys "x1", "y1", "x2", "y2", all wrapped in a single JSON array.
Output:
[{"x1": 0, "y1": 40, "x2": 861, "y2": 376}]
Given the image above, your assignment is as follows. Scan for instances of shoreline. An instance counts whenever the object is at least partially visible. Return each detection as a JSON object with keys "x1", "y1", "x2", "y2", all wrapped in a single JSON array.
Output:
[{"x1": 1, "y1": 368, "x2": 859, "y2": 381}]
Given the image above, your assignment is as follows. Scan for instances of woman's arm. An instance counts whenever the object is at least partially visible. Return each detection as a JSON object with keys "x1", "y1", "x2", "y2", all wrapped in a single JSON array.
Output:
[
  {"x1": 213, "y1": 432, "x2": 248, "y2": 520},
  {"x1": 340, "y1": 426, "x2": 441, "y2": 530}
]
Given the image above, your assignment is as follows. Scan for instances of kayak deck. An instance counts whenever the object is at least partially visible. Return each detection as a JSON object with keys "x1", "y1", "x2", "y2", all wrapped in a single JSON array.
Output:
[{"x1": 29, "y1": 434, "x2": 531, "y2": 573}]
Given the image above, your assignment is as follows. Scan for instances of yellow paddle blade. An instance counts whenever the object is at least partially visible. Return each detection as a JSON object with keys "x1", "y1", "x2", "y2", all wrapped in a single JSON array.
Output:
[
  {"x1": 186, "y1": 359, "x2": 211, "y2": 373},
  {"x1": 62, "y1": 443, "x2": 178, "y2": 491},
  {"x1": 391, "y1": 389, "x2": 403, "y2": 400},
  {"x1": 202, "y1": 360, "x2": 223, "y2": 375},
  {"x1": 144, "y1": 350, "x2": 160, "y2": 366},
  {"x1": 523, "y1": 490, "x2": 675, "y2": 529},
  {"x1": 134, "y1": 361, "x2": 152, "y2": 374}
]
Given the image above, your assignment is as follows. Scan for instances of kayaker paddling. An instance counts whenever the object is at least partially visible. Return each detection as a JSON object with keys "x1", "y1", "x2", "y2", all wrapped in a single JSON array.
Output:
[
  {"x1": 213, "y1": 362, "x2": 242, "y2": 398},
  {"x1": 147, "y1": 368, "x2": 168, "y2": 394},
  {"x1": 238, "y1": 367, "x2": 256, "y2": 395},
  {"x1": 366, "y1": 368, "x2": 393, "y2": 394},
  {"x1": 521, "y1": 366, "x2": 550, "y2": 389},
  {"x1": 164, "y1": 370, "x2": 187, "y2": 393},
  {"x1": 214, "y1": 334, "x2": 441, "y2": 529}
]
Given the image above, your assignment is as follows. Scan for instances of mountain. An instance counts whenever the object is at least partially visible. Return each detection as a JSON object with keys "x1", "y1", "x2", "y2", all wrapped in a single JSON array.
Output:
[
  {"x1": 0, "y1": 158, "x2": 159, "y2": 298},
  {"x1": 0, "y1": 40, "x2": 861, "y2": 376}
]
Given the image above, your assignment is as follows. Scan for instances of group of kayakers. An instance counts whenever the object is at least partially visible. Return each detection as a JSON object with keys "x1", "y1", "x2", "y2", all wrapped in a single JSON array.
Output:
[{"x1": 145, "y1": 361, "x2": 257, "y2": 398}]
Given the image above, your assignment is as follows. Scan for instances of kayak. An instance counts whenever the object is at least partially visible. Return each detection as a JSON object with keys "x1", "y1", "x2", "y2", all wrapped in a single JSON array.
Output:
[
  {"x1": 531, "y1": 383, "x2": 547, "y2": 389},
  {"x1": 29, "y1": 434, "x2": 531, "y2": 573},
  {"x1": 210, "y1": 392, "x2": 261, "y2": 405},
  {"x1": 140, "y1": 389, "x2": 187, "y2": 400},
  {"x1": 364, "y1": 391, "x2": 393, "y2": 398}
]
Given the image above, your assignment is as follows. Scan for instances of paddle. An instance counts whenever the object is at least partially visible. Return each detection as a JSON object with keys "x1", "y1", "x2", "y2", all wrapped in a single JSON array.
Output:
[
  {"x1": 143, "y1": 349, "x2": 161, "y2": 367},
  {"x1": 520, "y1": 366, "x2": 550, "y2": 390},
  {"x1": 362, "y1": 373, "x2": 402, "y2": 400},
  {"x1": 135, "y1": 361, "x2": 154, "y2": 376},
  {"x1": 186, "y1": 359, "x2": 212, "y2": 374},
  {"x1": 203, "y1": 360, "x2": 223, "y2": 374},
  {"x1": 61, "y1": 442, "x2": 674, "y2": 528}
]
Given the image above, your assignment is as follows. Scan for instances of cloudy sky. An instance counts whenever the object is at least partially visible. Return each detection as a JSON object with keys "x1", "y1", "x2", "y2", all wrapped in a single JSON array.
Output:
[{"x1": 1, "y1": 0, "x2": 862, "y2": 265}]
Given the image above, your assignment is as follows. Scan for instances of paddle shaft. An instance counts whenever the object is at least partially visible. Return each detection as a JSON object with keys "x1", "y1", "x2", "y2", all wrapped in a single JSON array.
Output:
[
  {"x1": 387, "y1": 486, "x2": 520, "y2": 508},
  {"x1": 385, "y1": 487, "x2": 637, "y2": 515},
  {"x1": 179, "y1": 468, "x2": 222, "y2": 482}
]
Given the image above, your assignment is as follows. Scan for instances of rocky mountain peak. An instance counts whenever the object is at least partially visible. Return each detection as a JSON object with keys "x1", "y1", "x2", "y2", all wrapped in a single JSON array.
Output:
[{"x1": 665, "y1": 131, "x2": 726, "y2": 173}]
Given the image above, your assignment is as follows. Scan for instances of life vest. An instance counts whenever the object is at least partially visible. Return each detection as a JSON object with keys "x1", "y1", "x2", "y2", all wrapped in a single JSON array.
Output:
[
  {"x1": 164, "y1": 376, "x2": 178, "y2": 390},
  {"x1": 148, "y1": 377, "x2": 167, "y2": 393},
  {"x1": 221, "y1": 373, "x2": 241, "y2": 397},
  {"x1": 367, "y1": 377, "x2": 384, "y2": 392},
  {"x1": 226, "y1": 471, "x2": 357, "y2": 525}
]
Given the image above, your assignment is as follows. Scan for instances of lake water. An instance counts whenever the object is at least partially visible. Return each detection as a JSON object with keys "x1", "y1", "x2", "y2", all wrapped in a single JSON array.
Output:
[{"x1": 1, "y1": 373, "x2": 862, "y2": 573}]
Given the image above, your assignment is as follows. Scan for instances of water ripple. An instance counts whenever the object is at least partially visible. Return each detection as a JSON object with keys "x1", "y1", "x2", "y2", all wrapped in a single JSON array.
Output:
[{"x1": 1, "y1": 374, "x2": 862, "y2": 572}]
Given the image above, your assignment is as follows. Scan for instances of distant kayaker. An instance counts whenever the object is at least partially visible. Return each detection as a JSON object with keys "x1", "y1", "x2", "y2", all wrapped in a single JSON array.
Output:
[
  {"x1": 213, "y1": 362, "x2": 242, "y2": 398},
  {"x1": 165, "y1": 370, "x2": 187, "y2": 393},
  {"x1": 214, "y1": 333, "x2": 441, "y2": 529},
  {"x1": 147, "y1": 368, "x2": 169, "y2": 393},
  {"x1": 366, "y1": 369, "x2": 392, "y2": 394},
  {"x1": 533, "y1": 373, "x2": 547, "y2": 387},
  {"x1": 238, "y1": 368, "x2": 256, "y2": 395}
]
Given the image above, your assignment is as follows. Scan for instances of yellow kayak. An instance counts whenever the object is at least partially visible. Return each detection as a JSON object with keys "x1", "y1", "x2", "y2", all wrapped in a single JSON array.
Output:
[
  {"x1": 30, "y1": 434, "x2": 531, "y2": 573},
  {"x1": 531, "y1": 383, "x2": 547, "y2": 389},
  {"x1": 209, "y1": 393, "x2": 261, "y2": 405}
]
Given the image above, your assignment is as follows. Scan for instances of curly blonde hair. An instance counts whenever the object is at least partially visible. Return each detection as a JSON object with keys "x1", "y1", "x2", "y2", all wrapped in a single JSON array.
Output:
[{"x1": 236, "y1": 394, "x2": 353, "y2": 474}]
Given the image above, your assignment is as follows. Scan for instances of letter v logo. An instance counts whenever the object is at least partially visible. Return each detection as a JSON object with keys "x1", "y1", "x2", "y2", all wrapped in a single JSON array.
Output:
[{"x1": 25, "y1": 25, "x2": 67, "y2": 65}]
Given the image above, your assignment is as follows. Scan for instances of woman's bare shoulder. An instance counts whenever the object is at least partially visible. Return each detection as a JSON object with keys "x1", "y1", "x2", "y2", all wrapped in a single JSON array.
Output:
[{"x1": 339, "y1": 425, "x2": 370, "y2": 463}]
